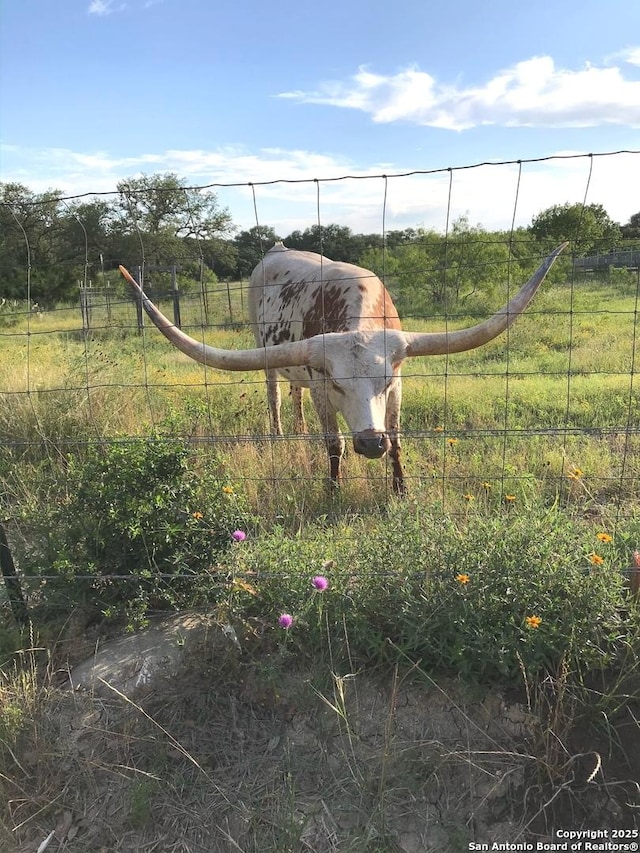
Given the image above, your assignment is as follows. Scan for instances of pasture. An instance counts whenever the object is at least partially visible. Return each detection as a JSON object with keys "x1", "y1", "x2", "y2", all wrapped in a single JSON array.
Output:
[
  {"x1": 1, "y1": 269, "x2": 640, "y2": 850},
  {"x1": 2, "y1": 271, "x2": 639, "y2": 512}
]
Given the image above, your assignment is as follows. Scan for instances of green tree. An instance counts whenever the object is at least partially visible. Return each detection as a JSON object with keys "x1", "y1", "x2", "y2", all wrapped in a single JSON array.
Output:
[
  {"x1": 383, "y1": 219, "x2": 515, "y2": 313},
  {"x1": 384, "y1": 228, "x2": 419, "y2": 248},
  {"x1": 358, "y1": 245, "x2": 401, "y2": 284},
  {"x1": 438, "y1": 217, "x2": 516, "y2": 308},
  {"x1": 361, "y1": 221, "x2": 534, "y2": 316},
  {"x1": 0, "y1": 182, "x2": 79, "y2": 303},
  {"x1": 621, "y1": 212, "x2": 640, "y2": 242},
  {"x1": 114, "y1": 173, "x2": 234, "y2": 280},
  {"x1": 529, "y1": 203, "x2": 621, "y2": 255},
  {"x1": 57, "y1": 199, "x2": 115, "y2": 278},
  {"x1": 283, "y1": 223, "x2": 364, "y2": 263},
  {"x1": 234, "y1": 225, "x2": 280, "y2": 276},
  {"x1": 204, "y1": 237, "x2": 239, "y2": 279}
]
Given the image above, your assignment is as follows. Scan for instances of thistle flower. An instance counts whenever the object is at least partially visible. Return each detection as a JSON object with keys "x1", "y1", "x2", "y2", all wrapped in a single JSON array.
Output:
[
  {"x1": 525, "y1": 615, "x2": 542, "y2": 629},
  {"x1": 312, "y1": 575, "x2": 329, "y2": 591},
  {"x1": 231, "y1": 530, "x2": 247, "y2": 542},
  {"x1": 278, "y1": 613, "x2": 293, "y2": 629}
]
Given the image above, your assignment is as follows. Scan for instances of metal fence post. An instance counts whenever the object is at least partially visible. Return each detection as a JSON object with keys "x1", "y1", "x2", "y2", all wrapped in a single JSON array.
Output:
[
  {"x1": 136, "y1": 266, "x2": 144, "y2": 334},
  {"x1": 172, "y1": 264, "x2": 181, "y2": 328}
]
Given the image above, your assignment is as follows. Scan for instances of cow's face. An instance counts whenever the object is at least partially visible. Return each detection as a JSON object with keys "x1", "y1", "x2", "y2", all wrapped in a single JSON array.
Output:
[{"x1": 308, "y1": 331, "x2": 405, "y2": 458}]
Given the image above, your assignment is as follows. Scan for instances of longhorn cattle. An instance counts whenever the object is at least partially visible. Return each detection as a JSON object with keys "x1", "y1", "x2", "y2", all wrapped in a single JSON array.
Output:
[{"x1": 119, "y1": 241, "x2": 566, "y2": 494}]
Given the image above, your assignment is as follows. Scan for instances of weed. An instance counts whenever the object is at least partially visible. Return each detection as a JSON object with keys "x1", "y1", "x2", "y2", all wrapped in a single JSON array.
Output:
[{"x1": 13, "y1": 432, "x2": 250, "y2": 626}]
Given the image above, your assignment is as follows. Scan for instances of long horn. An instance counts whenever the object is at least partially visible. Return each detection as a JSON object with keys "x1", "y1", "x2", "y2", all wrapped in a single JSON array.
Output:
[
  {"x1": 118, "y1": 265, "x2": 313, "y2": 371},
  {"x1": 402, "y1": 243, "x2": 568, "y2": 357}
]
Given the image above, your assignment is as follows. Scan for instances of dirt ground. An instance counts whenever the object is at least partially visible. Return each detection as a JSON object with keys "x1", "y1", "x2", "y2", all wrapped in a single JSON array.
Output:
[{"x1": 3, "y1": 614, "x2": 639, "y2": 853}]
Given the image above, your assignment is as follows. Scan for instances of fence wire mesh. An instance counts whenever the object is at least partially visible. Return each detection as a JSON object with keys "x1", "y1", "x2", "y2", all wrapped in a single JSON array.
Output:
[{"x1": 1, "y1": 151, "x2": 639, "y2": 615}]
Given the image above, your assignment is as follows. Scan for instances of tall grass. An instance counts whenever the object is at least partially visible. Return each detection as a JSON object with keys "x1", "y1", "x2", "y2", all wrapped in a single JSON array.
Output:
[
  {"x1": 1, "y1": 274, "x2": 637, "y2": 517},
  {"x1": 1, "y1": 274, "x2": 640, "y2": 849}
]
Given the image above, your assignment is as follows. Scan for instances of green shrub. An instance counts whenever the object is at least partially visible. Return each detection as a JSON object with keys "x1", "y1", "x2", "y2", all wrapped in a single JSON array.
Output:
[
  {"x1": 18, "y1": 435, "x2": 249, "y2": 625},
  {"x1": 230, "y1": 504, "x2": 640, "y2": 683}
]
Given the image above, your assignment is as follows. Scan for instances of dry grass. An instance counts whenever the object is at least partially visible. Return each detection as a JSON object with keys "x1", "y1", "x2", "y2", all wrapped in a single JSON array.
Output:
[{"x1": 3, "y1": 617, "x2": 636, "y2": 853}]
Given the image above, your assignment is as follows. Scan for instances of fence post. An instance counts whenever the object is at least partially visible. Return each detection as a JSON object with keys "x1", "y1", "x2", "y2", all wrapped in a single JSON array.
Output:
[
  {"x1": 200, "y1": 258, "x2": 209, "y2": 327},
  {"x1": 105, "y1": 281, "x2": 112, "y2": 325},
  {"x1": 226, "y1": 280, "x2": 234, "y2": 325},
  {"x1": 171, "y1": 264, "x2": 181, "y2": 328},
  {"x1": 135, "y1": 266, "x2": 144, "y2": 335},
  {"x1": 79, "y1": 282, "x2": 87, "y2": 333},
  {"x1": 79, "y1": 281, "x2": 93, "y2": 336},
  {"x1": 0, "y1": 520, "x2": 29, "y2": 630}
]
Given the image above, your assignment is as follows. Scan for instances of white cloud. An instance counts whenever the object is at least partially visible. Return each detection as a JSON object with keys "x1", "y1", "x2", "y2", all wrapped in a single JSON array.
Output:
[
  {"x1": 88, "y1": 0, "x2": 160, "y2": 14},
  {"x1": 88, "y1": 0, "x2": 118, "y2": 15},
  {"x1": 278, "y1": 53, "x2": 640, "y2": 130},
  {"x1": 0, "y1": 143, "x2": 637, "y2": 234},
  {"x1": 607, "y1": 47, "x2": 640, "y2": 67},
  {"x1": 87, "y1": 0, "x2": 163, "y2": 12}
]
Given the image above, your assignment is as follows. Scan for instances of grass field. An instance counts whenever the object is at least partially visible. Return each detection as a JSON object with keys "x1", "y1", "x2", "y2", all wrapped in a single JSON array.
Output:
[
  {"x1": 1, "y1": 271, "x2": 640, "y2": 850},
  {"x1": 2, "y1": 273, "x2": 639, "y2": 515}
]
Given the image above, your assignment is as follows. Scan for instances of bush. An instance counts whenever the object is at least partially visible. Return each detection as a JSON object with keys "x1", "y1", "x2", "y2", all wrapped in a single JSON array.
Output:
[
  {"x1": 229, "y1": 505, "x2": 640, "y2": 683},
  {"x1": 18, "y1": 435, "x2": 249, "y2": 625}
]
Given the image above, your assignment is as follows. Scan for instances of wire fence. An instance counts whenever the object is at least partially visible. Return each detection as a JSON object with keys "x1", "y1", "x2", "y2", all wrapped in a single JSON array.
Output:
[{"x1": 1, "y1": 151, "x2": 640, "y2": 623}]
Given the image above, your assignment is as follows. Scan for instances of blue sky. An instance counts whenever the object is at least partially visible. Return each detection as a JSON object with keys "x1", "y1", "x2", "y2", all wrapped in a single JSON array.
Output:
[{"x1": 1, "y1": 0, "x2": 639, "y2": 235}]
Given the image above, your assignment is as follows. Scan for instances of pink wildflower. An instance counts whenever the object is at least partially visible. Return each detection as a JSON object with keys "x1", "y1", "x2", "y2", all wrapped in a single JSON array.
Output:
[{"x1": 278, "y1": 613, "x2": 293, "y2": 629}]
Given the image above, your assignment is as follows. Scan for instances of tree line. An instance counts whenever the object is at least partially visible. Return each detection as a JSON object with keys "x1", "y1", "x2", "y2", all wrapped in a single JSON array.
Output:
[{"x1": 1, "y1": 173, "x2": 638, "y2": 309}]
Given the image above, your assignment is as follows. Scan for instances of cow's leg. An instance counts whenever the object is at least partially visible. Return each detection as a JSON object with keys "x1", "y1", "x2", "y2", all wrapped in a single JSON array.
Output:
[
  {"x1": 266, "y1": 369, "x2": 283, "y2": 435},
  {"x1": 290, "y1": 384, "x2": 307, "y2": 434},
  {"x1": 386, "y1": 378, "x2": 405, "y2": 496},
  {"x1": 310, "y1": 386, "x2": 345, "y2": 487}
]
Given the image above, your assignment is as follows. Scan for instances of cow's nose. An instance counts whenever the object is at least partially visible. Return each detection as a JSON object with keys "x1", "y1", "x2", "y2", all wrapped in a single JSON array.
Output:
[{"x1": 353, "y1": 431, "x2": 391, "y2": 459}]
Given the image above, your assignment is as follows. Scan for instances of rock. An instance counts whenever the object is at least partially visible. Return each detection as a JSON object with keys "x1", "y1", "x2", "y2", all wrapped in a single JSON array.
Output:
[{"x1": 64, "y1": 612, "x2": 237, "y2": 699}]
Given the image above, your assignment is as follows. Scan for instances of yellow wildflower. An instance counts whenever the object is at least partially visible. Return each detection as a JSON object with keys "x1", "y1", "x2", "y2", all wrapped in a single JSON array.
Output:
[
  {"x1": 505, "y1": 494, "x2": 516, "y2": 503},
  {"x1": 447, "y1": 437, "x2": 459, "y2": 446},
  {"x1": 192, "y1": 511, "x2": 203, "y2": 520},
  {"x1": 589, "y1": 553, "x2": 604, "y2": 565},
  {"x1": 463, "y1": 494, "x2": 474, "y2": 502},
  {"x1": 596, "y1": 532, "x2": 612, "y2": 543},
  {"x1": 568, "y1": 467, "x2": 583, "y2": 480},
  {"x1": 525, "y1": 615, "x2": 542, "y2": 629},
  {"x1": 455, "y1": 573, "x2": 470, "y2": 585},
  {"x1": 222, "y1": 486, "x2": 234, "y2": 495},
  {"x1": 433, "y1": 426, "x2": 444, "y2": 433}
]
